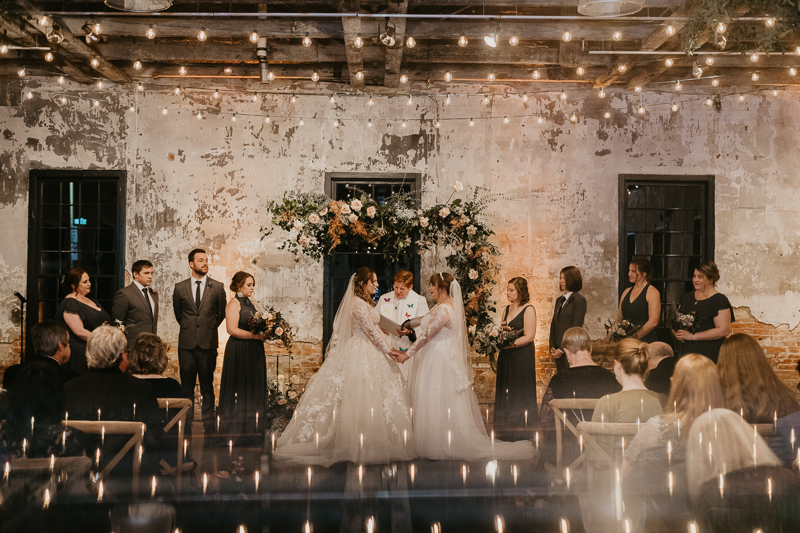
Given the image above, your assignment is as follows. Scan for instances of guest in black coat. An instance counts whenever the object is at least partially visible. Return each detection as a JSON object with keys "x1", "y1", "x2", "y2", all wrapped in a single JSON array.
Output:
[
  {"x1": 644, "y1": 341, "x2": 676, "y2": 397},
  {"x1": 3, "y1": 320, "x2": 80, "y2": 390},
  {"x1": 549, "y1": 266, "x2": 587, "y2": 373}
]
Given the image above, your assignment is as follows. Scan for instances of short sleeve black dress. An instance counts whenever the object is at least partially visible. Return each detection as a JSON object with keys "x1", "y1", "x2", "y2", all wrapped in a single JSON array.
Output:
[
  {"x1": 620, "y1": 283, "x2": 659, "y2": 343},
  {"x1": 218, "y1": 296, "x2": 267, "y2": 445},
  {"x1": 492, "y1": 305, "x2": 538, "y2": 441},
  {"x1": 677, "y1": 291, "x2": 735, "y2": 363},
  {"x1": 56, "y1": 297, "x2": 110, "y2": 375}
]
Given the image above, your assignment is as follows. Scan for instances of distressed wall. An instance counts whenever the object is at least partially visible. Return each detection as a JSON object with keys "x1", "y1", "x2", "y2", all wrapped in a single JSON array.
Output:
[{"x1": 1, "y1": 76, "x2": 799, "y2": 406}]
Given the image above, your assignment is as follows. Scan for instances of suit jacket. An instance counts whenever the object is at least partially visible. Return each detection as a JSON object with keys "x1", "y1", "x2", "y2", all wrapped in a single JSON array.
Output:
[
  {"x1": 2, "y1": 355, "x2": 80, "y2": 390},
  {"x1": 548, "y1": 292, "x2": 587, "y2": 351},
  {"x1": 111, "y1": 283, "x2": 159, "y2": 347},
  {"x1": 172, "y1": 277, "x2": 227, "y2": 351}
]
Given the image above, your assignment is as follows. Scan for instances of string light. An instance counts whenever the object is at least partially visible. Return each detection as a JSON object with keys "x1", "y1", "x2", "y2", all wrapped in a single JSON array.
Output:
[
  {"x1": 717, "y1": 22, "x2": 726, "y2": 33},
  {"x1": 134, "y1": 60, "x2": 142, "y2": 70},
  {"x1": 532, "y1": 70, "x2": 541, "y2": 79},
  {"x1": 569, "y1": 112, "x2": 577, "y2": 123},
  {"x1": 26, "y1": 91, "x2": 33, "y2": 100},
  {"x1": 401, "y1": 120, "x2": 407, "y2": 128},
  {"x1": 598, "y1": 88, "x2": 606, "y2": 98},
  {"x1": 265, "y1": 115, "x2": 270, "y2": 123},
  {"x1": 790, "y1": 67, "x2": 797, "y2": 76},
  {"x1": 17, "y1": 67, "x2": 25, "y2": 77},
  {"x1": 458, "y1": 36, "x2": 468, "y2": 47},
  {"x1": 198, "y1": 28, "x2": 207, "y2": 41},
  {"x1": 487, "y1": 73, "x2": 495, "y2": 81},
  {"x1": 407, "y1": 95, "x2": 414, "y2": 105},
  {"x1": 0, "y1": 45, "x2": 7, "y2": 53},
  {"x1": 137, "y1": 83, "x2": 143, "y2": 91},
  {"x1": 705, "y1": 97, "x2": 713, "y2": 106},
  {"x1": 174, "y1": 86, "x2": 181, "y2": 95},
  {"x1": 252, "y1": 92, "x2": 259, "y2": 102},
  {"x1": 469, "y1": 118, "x2": 474, "y2": 126},
  {"x1": 559, "y1": 91, "x2": 567, "y2": 100},
  {"x1": 666, "y1": 25, "x2": 676, "y2": 36},
  {"x1": 537, "y1": 115, "x2": 543, "y2": 123},
  {"x1": 250, "y1": 30, "x2": 259, "y2": 43},
  {"x1": 617, "y1": 64, "x2": 627, "y2": 73},
  {"x1": 444, "y1": 72, "x2": 453, "y2": 82},
  {"x1": 400, "y1": 74, "x2": 409, "y2": 83},
  {"x1": 634, "y1": 85, "x2": 642, "y2": 92},
  {"x1": 638, "y1": 104, "x2": 645, "y2": 114},
  {"x1": 576, "y1": 67, "x2": 585, "y2": 75},
  {"x1": 406, "y1": 36, "x2": 416, "y2": 48},
  {"x1": 39, "y1": 15, "x2": 48, "y2": 26},
  {"x1": 356, "y1": 71, "x2": 364, "y2": 80},
  {"x1": 93, "y1": 100, "x2": 100, "y2": 107},
  {"x1": 60, "y1": 96, "x2": 67, "y2": 104},
  {"x1": 58, "y1": 76, "x2": 64, "y2": 84},
  {"x1": 329, "y1": 94, "x2": 336, "y2": 104},
  {"x1": 712, "y1": 78, "x2": 719, "y2": 87},
  {"x1": 179, "y1": 65, "x2": 187, "y2": 75},
  {"x1": 612, "y1": 31, "x2": 622, "y2": 41},
  {"x1": 334, "y1": 118, "x2": 339, "y2": 127},
  {"x1": 367, "y1": 118, "x2": 372, "y2": 127},
  {"x1": 705, "y1": 57, "x2": 715, "y2": 66},
  {"x1": 509, "y1": 36, "x2": 519, "y2": 46},
  {"x1": 45, "y1": 52, "x2": 54, "y2": 62},
  {"x1": 196, "y1": 110, "x2": 202, "y2": 119},
  {"x1": 354, "y1": 34, "x2": 363, "y2": 48},
  {"x1": 146, "y1": 25, "x2": 155, "y2": 39},
  {"x1": 766, "y1": 18, "x2": 775, "y2": 27},
  {"x1": 213, "y1": 89, "x2": 219, "y2": 99},
  {"x1": 604, "y1": 111, "x2": 611, "y2": 118},
  {"x1": 96, "y1": 80, "x2": 103, "y2": 90},
  {"x1": 772, "y1": 89, "x2": 778, "y2": 96},
  {"x1": 675, "y1": 81, "x2": 682, "y2": 91},
  {"x1": 267, "y1": 71, "x2": 275, "y2": 81},
  {"x1": 162, "y1": 107, "x2": 168, "y2": 115},
  {"x1": 224, "y1": 67, "x2": 233, "y2": 75},
  {"x1": 751, "y1": 72, "x2": 759, "y2": 81},
  {"x1": 311, "y1": 71, "x2": 319, "y2": 82},
  {"x1": 503, "y1": 116, "x2": 509, "y2": 124},
  {"x1": 671, "y1": 103, "x2": 679, "y2": 112},
  {"x1": 435, "y1": 120, "x2": 441, "y2": 128},
  {"x1": 91, "y1": 58, "x2": 100, "y2": 68},
  {"x1": 750, "y1": 53, "x2": 759, "y2": 62},
  {"x1": 665, "y1": 58, "x2": 674, "y2": 67},
  {"x1": 291, "y1": 94, "x2": 297, "y2": 103},
  {"x1": 445, "y1": 94, "x2": 451, "y2": 105},
  {"x1": 232, "y1": 113, "x2": 237, "y2": 122},
  {"x1": 522, "y1": 92, "x2": 528, "y2": 102},
  {"x1": 368, "y1": 94, "x2": 374, "y2": 106},
  {"x1": 302, "y1": 33, "x2": 312, "y2": 47},
  {"x1": 562, "y1": 31, "x2": 572, "y2": 42}
]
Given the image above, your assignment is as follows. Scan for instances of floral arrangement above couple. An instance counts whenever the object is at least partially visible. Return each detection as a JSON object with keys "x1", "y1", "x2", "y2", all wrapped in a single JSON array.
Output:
[{"x1": 265, "y1": 183, "x2": 511, "y2": 367}]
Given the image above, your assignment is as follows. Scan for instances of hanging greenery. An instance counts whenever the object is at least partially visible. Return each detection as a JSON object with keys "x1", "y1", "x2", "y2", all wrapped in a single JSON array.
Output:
[
  {"x1": 682, "y1": 0, "x2": 800, "y2": 55},
  {"x1": 263, "y1": 184, "x2": 511, "y2": 369}
]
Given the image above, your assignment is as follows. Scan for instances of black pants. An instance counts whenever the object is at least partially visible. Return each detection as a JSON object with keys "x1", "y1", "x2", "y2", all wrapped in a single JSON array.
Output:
[{"x1": 179, "y1": 347, "x2": 218, "y2": 434}]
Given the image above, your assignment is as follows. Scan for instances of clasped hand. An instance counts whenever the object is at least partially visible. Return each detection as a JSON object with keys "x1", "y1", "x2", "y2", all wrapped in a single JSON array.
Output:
[{"x1": 389, "y1": 349, "x2": 409, "y2": 364}]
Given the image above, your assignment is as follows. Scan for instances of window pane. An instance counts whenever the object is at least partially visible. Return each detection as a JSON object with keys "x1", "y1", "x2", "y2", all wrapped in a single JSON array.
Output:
[
  {"x1": 664, "y1": 233, "x2": 682, "y2": 255},
  {"x1": 627, "y1": 185, "x2": 644, "y2": 208},
  {"x1": 647, "y1": 186, "x2": 665, "y2": 209},
  {"x1": 81, "y1": 182, "x2": 99, "y2": 205},
  {"x1": 38, "y1": 276, "x2": 60, "y2": 300},
  {"x1": 626, "y1": 210, "x2": 645, "y2": 232},
  {"x1": 42, "y1": 205, "x2": 60, "y2": 228},
  {"x1": 42, "y1": 182, "x2": 60, "y2": 205},
  {"x1": 78, "y1": 204, "x2": 99, "y2": 228},
  {"x1": 646, "y1": 210, "x2": 663, "y2": 232},
  {"x1": 373, "y1": 184, "x2": 393, "y2": 204},
  {"x1": 100, "y1": 182, "x2": 118, "y2": 204},
  {"x1": 100, "y1": 205, "x2": 117, "y2": 229},
  {"x1": 99, "y1": 229, "x2": 116, "y2": 251},
  {"x1": 664, "y1": 210, "x2": 682, "y2": 231},
  {"x1": 42, "y1": 229, "x2": 60, "y2": 251},
  {"x1": 40, "y1": 253, "x2": 61, "y2": 275},
  {"x1": 666, "y1": 256, "x2": 682, "y2": 278}
]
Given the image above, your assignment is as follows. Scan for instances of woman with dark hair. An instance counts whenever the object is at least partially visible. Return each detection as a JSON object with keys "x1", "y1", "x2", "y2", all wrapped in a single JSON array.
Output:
[
  {"x1": 549, "y1": 266, "x2": 587, "y2": 373},
  {"x1": 217, "y1": 271, "x2": 267, "y2": 445},
  {"x1": 673, "y1": 262, "x2": 734, "y2": 363},
  {"x1": 275, "y1": 267, "x2": 414, "y2": 465},
  {"x1": 56, "y1": 268, "x2": 110, "y2": 374},
  {"x1": 0, "y1": 362, "x2": 85, "y2": 458},
  {"x1": 618, "y1": 258, "x2": 661, "y2": 344},
  {"x1": 493, "y1": 276, "x2": 539, "y2": 440}
]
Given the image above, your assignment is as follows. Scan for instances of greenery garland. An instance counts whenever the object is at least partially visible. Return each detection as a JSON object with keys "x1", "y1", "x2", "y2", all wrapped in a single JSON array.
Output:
[{"x1": 264, "y1": 184, "x2": 511, "y2": 368}]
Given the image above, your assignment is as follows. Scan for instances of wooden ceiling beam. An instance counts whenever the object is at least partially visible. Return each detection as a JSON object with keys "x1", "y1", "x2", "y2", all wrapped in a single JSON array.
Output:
[
  {"x1": 383, "y1": 0, "x2": 409, "y2": 88},
  {"x1": 340, "y1": 0, "x2": 365, "y2": 87}
]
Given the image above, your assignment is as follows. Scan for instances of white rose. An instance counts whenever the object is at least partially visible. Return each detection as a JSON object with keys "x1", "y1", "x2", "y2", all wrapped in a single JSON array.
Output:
[
  {"x1": 351, "y1": 199, "x2": 363, "y2": 211},
  {"x1": 293, "y1": 220, "x2": 303, "y2": 231},
  {"x1": 439, "y1": 207, "x2": 450, "y2": 218},
  {"x1": 466, "y1": 225, "x2": 477, "y2": 235},
  {"x1": 468, "y1": 269, "x2": 479, "y2": 280},
  {"x1": 275, "y1": 327, "x2": 284, "y2": 336},
  {"x1": 320, "y1": 207, "x2": 328, "y2": 216},
  {"x1": 340, "y1": 204, "x2": 351, "y2": 215},
  {"x1": 348, "y1": 214, "x2": 358, "y2": 223},
  {"x1": 452, "y1": 180, "x2": 464, "y2": 192},
  {"x1": 468, "y1": 325, "x2": 476, "y2": 334},
  {"x1": 366, "y1": 206, "x2": 377, "y2": 218},
  {"x1": 419, "y1": 217, "x2": 429, "y2": 228},
  {"x1": 298, "y1": 236, "x2": 310, "y2": 246},
  {"x1": 308, "y1": 213, "x2": 321, "y2": 224}
]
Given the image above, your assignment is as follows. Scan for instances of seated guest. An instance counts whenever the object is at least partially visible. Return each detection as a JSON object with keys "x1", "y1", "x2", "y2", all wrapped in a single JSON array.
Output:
[
  {"x1": 0, "y1": 362, "x2": 85, "y2": 458},
  {"x1": 718, "y1": 333, "x2": 800, "y2": 423},
  {"x1": 643, "y1": 341, "x2": 675, "y2": 397},
  {"x1": 539, "y1": 327, "x2": 621, "y2": 465},
  {"x1": 3, "y1": 320, "x2": 79, "y2": 389}
]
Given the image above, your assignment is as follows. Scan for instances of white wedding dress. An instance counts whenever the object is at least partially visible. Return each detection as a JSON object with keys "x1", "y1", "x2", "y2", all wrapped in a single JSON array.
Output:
[
  {"x1": 274, "y1": 277, "x2": 415, "y2": 466},
  {"x1": 407, "y1": 282, "x2": 535, "y2": 461}
]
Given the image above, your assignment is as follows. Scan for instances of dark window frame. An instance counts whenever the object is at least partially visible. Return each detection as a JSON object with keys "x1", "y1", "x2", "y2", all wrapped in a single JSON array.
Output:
[{"x1": 27, "y1": 170, "x2": 127, "y2": 362}]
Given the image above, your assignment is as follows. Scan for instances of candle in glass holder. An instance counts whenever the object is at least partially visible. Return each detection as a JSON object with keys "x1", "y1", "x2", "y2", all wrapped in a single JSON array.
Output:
[{"x1": 184, "y1": 439, "x2": 188, "y2": 459}]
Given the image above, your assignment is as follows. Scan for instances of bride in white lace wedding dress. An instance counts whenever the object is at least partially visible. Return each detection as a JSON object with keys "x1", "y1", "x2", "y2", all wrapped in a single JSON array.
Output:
[
  {"x1": 274, "y1": 267, "x2": 415, "y2": 466},
  {"x1": 400, "y1": 273, "x2": 534, "y2": 461}
]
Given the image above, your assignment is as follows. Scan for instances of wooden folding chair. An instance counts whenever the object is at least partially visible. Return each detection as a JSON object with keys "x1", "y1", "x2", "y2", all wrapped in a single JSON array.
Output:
[
  {"x1": 63, "y1": 420, "x2": 145, "y2": 495},
  {"x1": 550, "y1": 398, "x2": 599, "y2": 468},
  {"x1": 576, "y1": 421, "x2": 641, "y2": 469},
  {"x1": 158, "y1": 397, "x2": 191, "y2": 492}
]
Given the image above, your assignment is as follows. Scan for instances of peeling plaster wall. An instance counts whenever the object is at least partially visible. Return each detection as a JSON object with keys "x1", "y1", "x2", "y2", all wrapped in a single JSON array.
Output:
[{"x1": 1, "y1": 78, "x2": 799, "y2": 402}]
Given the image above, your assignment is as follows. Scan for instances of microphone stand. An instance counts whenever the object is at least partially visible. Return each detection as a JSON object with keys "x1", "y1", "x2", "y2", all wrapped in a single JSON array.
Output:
[{"x1": 14, "y1": 292, "x2": 26, "y2": 363}]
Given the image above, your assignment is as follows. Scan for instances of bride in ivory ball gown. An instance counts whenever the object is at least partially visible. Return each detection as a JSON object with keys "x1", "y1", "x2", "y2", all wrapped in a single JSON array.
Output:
[{"x1": 274, "y1": 267, "x2": 415, "y2": 466}]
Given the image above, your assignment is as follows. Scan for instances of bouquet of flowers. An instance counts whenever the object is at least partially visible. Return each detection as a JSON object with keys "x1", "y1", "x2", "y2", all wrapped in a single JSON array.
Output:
[
  {"x1": 266, "y1": 371, "x2": 301, "y2": 435},
  {"x1": 496, "y1": 325, "x2": 523, "y2": 350},
  {"x1": 667, "y1": 306, "x2": 696, "y2": 333},
  {"x1": 248, "y1": 306, "x2": 294, "y2": 353},
  {"x1": 604, "y1": 318, "x2": 638, "y2": 342},
  {"x1": 103, "y1": 319, "x2": 126, "y2": 333}
]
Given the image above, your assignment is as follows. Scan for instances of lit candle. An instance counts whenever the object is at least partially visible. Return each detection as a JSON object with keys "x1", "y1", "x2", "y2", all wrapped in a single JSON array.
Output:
[
  {"x1": 97, "y1": 481, "x2": 104, "y2": 502},
  {"x1": 495, "y1": 516, "x2": 504, "y2": 533},
  {"x1": 719, "y1": 473, "x2": 724, "y2": 498},
  {"x1": 791, "y1": 428, "x2": 796, "y2": 450},
  {"x1": 166, "y1": 400, "x2": 170, "y2": 418},
  {"x1": 138, "y1": 445, "x2": 143, "y2": 462},
  {"x1": 271, "y1": 433, "x2": 276, "y2": 452},
  {"x1": 22, "y1": 438, "x2": 28, "y2": 457},
  {"x1": 774, "y1": 411, "x2": 778, "y2": 429},
  {"x1": 409, "y1": 464, "x2": 416, "y2": 484},
  {"x1": 637, "y1": 418, "x2": 640, "y2": 432},
  {"x1": 62, "y1": 430, "x2": 67, "y2": 454},
  {"x1": 486, "y1": 409, "x2": 489, "y2": 424},
  {"x1": 524, "y1": 410, "x2": 528, "y2": 427},
  {"x1": 403, "y1": 430, "x2": 408, "y2": 448},
  {"x1": 64, "y1": 412, "x2": 68, "y2": 425},
  {"x1": 358, "y1": 464, "x2": 364, "y2": 484},
  {"x1": 217, "y1": 416, "x2": 221, "y2": 433},
  {"x1": 307, "y1": 466, "x2": 312, "y2": 486},
  {"x1": 624, "y1": 519, "x2": 631, "y2": 533},
  {"x1": 254, "y1": 471, "x2": 260, "y2": 492},
  {"x1": 448, "y1": 430, "x2": 452, "y2": 452},
  {"x1": 677, "y1": 419, "x2": 681, "y2": 439},
  {"x1": 97, "y1": 409, "x2": 101, "y2": 421},
  {"x1": 31, "y1": 416, "x2": 35, "y2": 435},
  {"x1": 366, "y1": 516, "x2": 375, "y2": 533},
  {"x1": 579, "y1": 434, "x2": 584, "y2": 453},
  {"x1": 303, "y1": 521, "x2": 312, "y2": 533},
  {"x1": 462, "y1": 465, "x2": 468, "y2": 484},
  {"x1": 621, "y1": 437, "x2": 625, "y2": 455},
  {"x1": 491, "y1": 430, "x2": 495, "y2": 452},
  {"x1": 371, "y1": 408, "x2": 374, "y2": 422},
  {"x1": 668, "y1": 471, "x2": 674, "y2": 497},
  {"x1": 708, "y1": 442, "x2": 713, "y2": 464},
  {"x1": 151, "y1": 476, "x2": 157, "y2": 498},
  {"x1": 667, "y1": 440, "x2": 673, "y2": 465},
  {"x1": 360, "y1": 433, "x2": 364, "y2": 454},
  {"x1": 689, "y1": 522, "x2": 698, "y2": 533},
  {"x1": 3, "y1": 461, "x2": 9, "y2": 482},
  {"x1": 95, "y1": 448, "x2": 101, "y2": 467},
  {"x1": 560, "y1": 518, "x2": 569, "y2": 533},
  {"x1": 535, "y1": 432, "x2": 539, "y2": 449},
  {"x1": 410, "y1": 407, "x2": 413, "y2": 420},
  {"x1": 333, "y1": 409, "x2": 336, "y2": 423},
  {"x1": 229, "y1": 440, "x2": 233, "y2": 458},
  {"x1": 256, "y1": 412, "x2": 259, "y2": 430},
  {"x1": 674, "y1": 401, "x2": 677, "y2": 417},
  {"x1": 640, "y1": 399, "x2": 644, "y2": 417},
  {"x1": 433, "y1": 522, "x2": 442, "y2": 533},
  {"x1": 512, "y1": 465, "x2": 518, "y2": 485},
  {"x1": 768, "y1": 477, "x2": 773, "y2": 502},
  {"x1": 42, "y1": 488, "x2": 50, "y2": 509},
  {"x1": 315, "y1": 432, "x2": 320, "y2": 452},
  {"x1": 202, "y1": 473, "x2": 208, "y2": 495},
  {"x1": 184, "y1": 439, "x2": 188, "y2": 459},
  {"x1": 133, "y1": 403, "x2": 136, "y2": 420},
  {"x1": 101, "y1": 426, "x2": 105, "y2": 446},
  {"x1": 49, "y1": 454, "x2": 55, "y2": 475},
  {"x1": 565, "y1": 467, "x2": 571, "y2": 490}
]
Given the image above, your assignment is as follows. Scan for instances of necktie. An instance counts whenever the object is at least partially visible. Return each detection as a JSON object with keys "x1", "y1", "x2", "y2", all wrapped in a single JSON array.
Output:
[
  {"x1": 142, "y1": 288, "x2": 152, "y2": 316},
  {"x1": 195, "y1": 280, "x2": 202, "y2": 309},
  {"x1": 558, "y1": 297, "x2": 566, "y2": 318}
]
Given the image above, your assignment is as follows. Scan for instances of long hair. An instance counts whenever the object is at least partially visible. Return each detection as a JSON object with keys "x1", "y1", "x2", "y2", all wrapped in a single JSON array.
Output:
[
  {"x1": 718, "y1": 333, "x2": 800, "y2": 423},
  {"x1": 353, "y1": 267, "x2": 376, "y2": 306},
  {"x1": 664, "y1": 354, "x2": 725, "y2": 441},
  {"x1": 613, "y1": 337, "x2": 650, "y2": 379},
  {"x1": 507, "y1": 277, "x2": 530, "y2": 305}
]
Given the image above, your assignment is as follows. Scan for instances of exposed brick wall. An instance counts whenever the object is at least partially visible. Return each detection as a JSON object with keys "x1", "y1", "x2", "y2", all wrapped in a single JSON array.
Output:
[{"x1": 730, "y1": 307, "x2": 800, "y2": 391}]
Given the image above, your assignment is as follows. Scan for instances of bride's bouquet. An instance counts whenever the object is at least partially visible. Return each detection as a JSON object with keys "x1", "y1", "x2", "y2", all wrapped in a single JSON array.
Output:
[
  {"x1": 249, "y1": 306, "x2": 294, "y2": 353},
  {"x1": 666, "y1": 306, "x2": 696, "y2": 333},
  {"x1": 604, "y1": 318, "x2": 638, "y2": 342}
]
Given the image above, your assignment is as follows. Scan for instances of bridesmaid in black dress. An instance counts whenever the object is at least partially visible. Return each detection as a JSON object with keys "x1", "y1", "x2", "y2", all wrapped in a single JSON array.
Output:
[
  {"x1": 493, "y1": 277, "x2": 538, "y2": 441},
  {"x1": 618, "y1": 258, "x2": 661, "y2": 344},
  {"x1": 56, "y1": 268, "x2": 111, "y2": 374},
  {"x1": 218, "y1": 272, "x2": 267, "y2": 446},
  {"x1": 673, "y1": 261, "x2": 734, "y2": 363}
]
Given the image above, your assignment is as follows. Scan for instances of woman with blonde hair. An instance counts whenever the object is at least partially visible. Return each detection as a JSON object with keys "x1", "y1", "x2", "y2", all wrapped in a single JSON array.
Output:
[{"x1": 717, "y1": 333, "x2": 799, "y2": 424}]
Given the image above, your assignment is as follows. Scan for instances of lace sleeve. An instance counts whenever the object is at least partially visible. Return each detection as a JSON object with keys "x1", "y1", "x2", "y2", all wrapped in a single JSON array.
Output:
[
  {"x1": 353, "y1": 299, "x2": 392, "y2": 355},
  {"x1": 406, "y1": 305, "x2": 451, "y2": 358}
]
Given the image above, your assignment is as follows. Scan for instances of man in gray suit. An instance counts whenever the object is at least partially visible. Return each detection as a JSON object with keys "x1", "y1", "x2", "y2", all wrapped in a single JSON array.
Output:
[
  {"x1": 172, "y1": 249, "x2": 227, "y2": 437},
  {"x1": 111, "y1": 260, "x2": 158, "y2": 348}
]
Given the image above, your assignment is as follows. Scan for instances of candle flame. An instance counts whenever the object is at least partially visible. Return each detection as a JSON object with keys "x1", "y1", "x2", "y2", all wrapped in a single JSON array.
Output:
[
  {"x1": 98, "y1": 481, "x2": 104, "y2": 501},
  {"x1": 560, "y1": 518, "x2": 569, "y2": 533},
  {"x1": 512, "y1": 465, "x2": 518, "y2": 485},
  {"x1": 366, "y1": 516, "x2": 375, "y2": 533},
  {"x1": 565, "y1": 467, "x2": 571, "y2": 489},
  {"x1": 307, "y1": 467, "x2": 312, "y2": 485},
  {"x1": 719, "y1": 473, "x2": 724, "y2": 498},
  {"x1": 409, "y1": 464, "x2": 415, "y2": 483},
  {"x1": 768, "y1": 478, "x2": 773, "y2": 501},
  {"x1": 151, "y1": 475, "x2": 157, "y2": 497},
  {"x1": 495, "y1": 515, "x2": 504, "y2": 533},
  {"x1": 43, "y1": 488, "x2": 50, "y2": 508},
  {"x1": 254, "y1": 471, "x2": 260, "y2": 491},
  {"x1": 668, "y1": 471, "x2": 674, "y2": 497},
  {"x1": 203, "y1": 473, "x2": 208, "y2": 494},
  {"x1": 358, "y1": 464, "x2": 364, "y2": 483},
  {"x1": 462, "y1": 464, "x2": 468, "y2": 483}
]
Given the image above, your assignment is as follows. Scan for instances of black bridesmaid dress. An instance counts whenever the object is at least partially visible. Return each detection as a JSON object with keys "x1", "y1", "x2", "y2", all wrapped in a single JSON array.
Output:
[
  {"x1": 56, "y1": 297, "x2": 110, "y2": 374},
  {"x1": 218, "y1": 296, "x2": 267, "y2": 445},
  {"x1": 620, "y1": 283, "x2": 658, "y2": 343},
  {"x1": 493, "y1": 305, "x2": 539, "y2": 441}
]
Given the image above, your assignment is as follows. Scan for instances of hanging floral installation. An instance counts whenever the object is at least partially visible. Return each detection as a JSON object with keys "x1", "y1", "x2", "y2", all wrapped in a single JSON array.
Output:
[{"x1": 264, "y1": 183, "x2": 510, "y2": 369}]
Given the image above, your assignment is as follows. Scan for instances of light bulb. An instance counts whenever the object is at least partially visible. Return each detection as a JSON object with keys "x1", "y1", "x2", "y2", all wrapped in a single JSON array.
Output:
[
  {"x1": 435, "y1": 121, "x2": 440, "y2": 128},
  {"x1": 717, "y1": 22, "x2": 726, "y2": 33},
  {"x1": 790, "y1": 67, "x2": 797, "y2": 76},
  {"x1": 407, "y1": 95, "x2": 413, "y2": 105},
  {"x1": 232, "y1": 113, "x2": 237, "y2": 122},
  {"x1": 445, "y1": 94, "x2": 451, "y2": 105},
  {"x1": 196, "y1": 111, "x2": 202, "y2": 119},
  {"x1": 356, "y1": 70, "x2": 364, "y2": 80},
  {"x1": 224, "y1": 67, "x2": 233, "y2": 75},
  {"x1": 58, "y1": 76, "x2": 64, "y2": 84},
  {"x1": 91, "y1": 58, "x2": 100, "y2": 68},
  {"x1": 483, "y1": 94, "x2": 489, "y2": 104},
  {"x1": 311, "y1": 71, "x2": 319, "y2": 82},
  {"x1": 93, "y1": 22, "x2": 101, "y2": 35},
  {"x1": 599, "y1": 88, "x2": 606, "y2": 98},
  {"x1": 562, "y1": 31, "x2": 572, "y2": 42},
  {"x1": 458, "y1": 36, "x2": 468, "y2": 47},
  {"x1": 666, "y1": 25, "x2": 675, "y2": 36},
  {"x1": 604, "y1": 111, "x2": 611, "y2": 118},
  {"x1": 26, "y1": 91, "x2": 33, "y2": 99},
  {"x1": 577, "y1": 67, "x2": 585, "y2": 75},
  {"x1": 137, "y1": 83, "x2": 143, "y2": 91},
  {"x1": 487, "y1": 73, "x2": 495, "y2": 81},
  {"x1": 444, "y1": 72, "x2": 452, "y2": 82},
  {"x1": 267, "y1": 71, "x2": 275, "y2": 81},
  {"x1": 39, "y1": 15, "x2": 48, "y2": 26},
  {"x1": 213, "y1": 89, "x2": 219, "y2": 99},
  {"x1": 712, "y1": 79, "x2": 719, "y2": 87},
  {"x1": 560, "y1": 91, "x2": 567, "y2": 100},
  {"x1": 198, "y1": 28, "x2": 207, "y2": 41},
  {"x1": 484, "y1": 34, "x2": 498, "y2": 48},
  {"x1": 675, "y1": 81, "x2": 682, "y2": 91},
  {"x1": 751, "y1": 72, "x2": 759, "y2": 81},
  {"x1": 671, "y1": 103, "x2": 678, "y2": 112},
  {"x1": 503, "y1": 116, "x2": 509, "y2": 124},
  {"x1": 406, "y1": 36, "x2": 416, "y2": 48},
  {"x1": 368, "y1": 95, "x2": 374, "y2": 106},
  {"x1": 265, "y1": 116, "x2": 270, "y2": 123},
  {"x1": 469, "y1": 118, "x2": 474, "y2": 126},
  {"x1": 330, "y1": 94, "x2": 336, "y2": 104},
  {"x1": 613, "y1": 31, "x2": 622, "y2": 41},
  {"x1": 400, "y1": 74, "x2": 409, "y2": 83},
  {"x1": 570, "y1": 112, "x2": 577, "y2": 123},
  {"x1": 665, "y1": 58, "x2": 674, "y2": 67},
  {"x1": 302, "y1": 33, "x2": 312, "y2": 47},
  {"x1": 634, "y1": 85, "x2": 642, "y2": 92},
  {"x1": 250, "y1": 30, "x2": 259, "y2": 43},
  {"x1": 772, "y1": 89, "x2": 778, "y2": 96},
  {"x1": 291, "y1": 95, "x2": 297, "y2": 103},
  {"x1": 537, "y1": 115, "x2": 543, "y2": 123},
  {"x1": 401, "y1": 120, "x2": 407, "y2": 128},
  {"x1": 179, "y1": 65, "x2": 187, "y2": 75},
  {"x1": 174, "y1": 86, "x2": 181, "y2": 95},
  {"x1": 522, "y1": 93, "x2": 528, "y2": 102},
  {"x1": 93, "y1": 100, "x2": 100, "y2": 107},
  {"x1": 638, "y1": 105, "x2": 645, "y2": 114},
  {"x1": 766, "y1": 18, "x2": 775, "y2": 27},
  {"x1": 532, "y1": 70, "x2": 541, "y2": 80},
  {"x1": 705, "y1": 57, "x2": 715, "y2": 66},
  {"x1": 146, "y1": 26, "x2": 155, "y2": 39},
  {"x1": 17, "y1": 67, "x2": 25, "y2": 77},
  {"x1": 252, "y1": 92, "x2": 259, "y2": 102},
  {"x1": 60, "y1": 96, "x2": 67, "y2": 104},
  {"x1": 134, "y1": 60, "x2": 142, "y2": 70},
  {"x1": 354, "y1": 34, "x2": 363, "y2": 48},
  {"x1": 367, "y1": 119, "x2": 372, "y2": 127},
  {"x1": 739, "y1": 95, "x2": 745, "y2": 102},
  {"x1": 334, "y1": 118, "x2": 339, "y2": 127},
  {"x1": 509, "y1": 36, "x2": 519, "y2": 46},
  {"x1": 617, "y1": 64, "x2": 627, "y2": 73},
  {"x1": 45, "y1": 52, "x2": 54, "y2": 62},
  {"x1": 750, "y1": 52, "x2": 760, "y2": 62},
  {"x1": 0, "y1": 45, "x2": 7, "y2": 53},
  {"x1": 96, "y1": 80, "x2": 103, "y2": 89}
]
